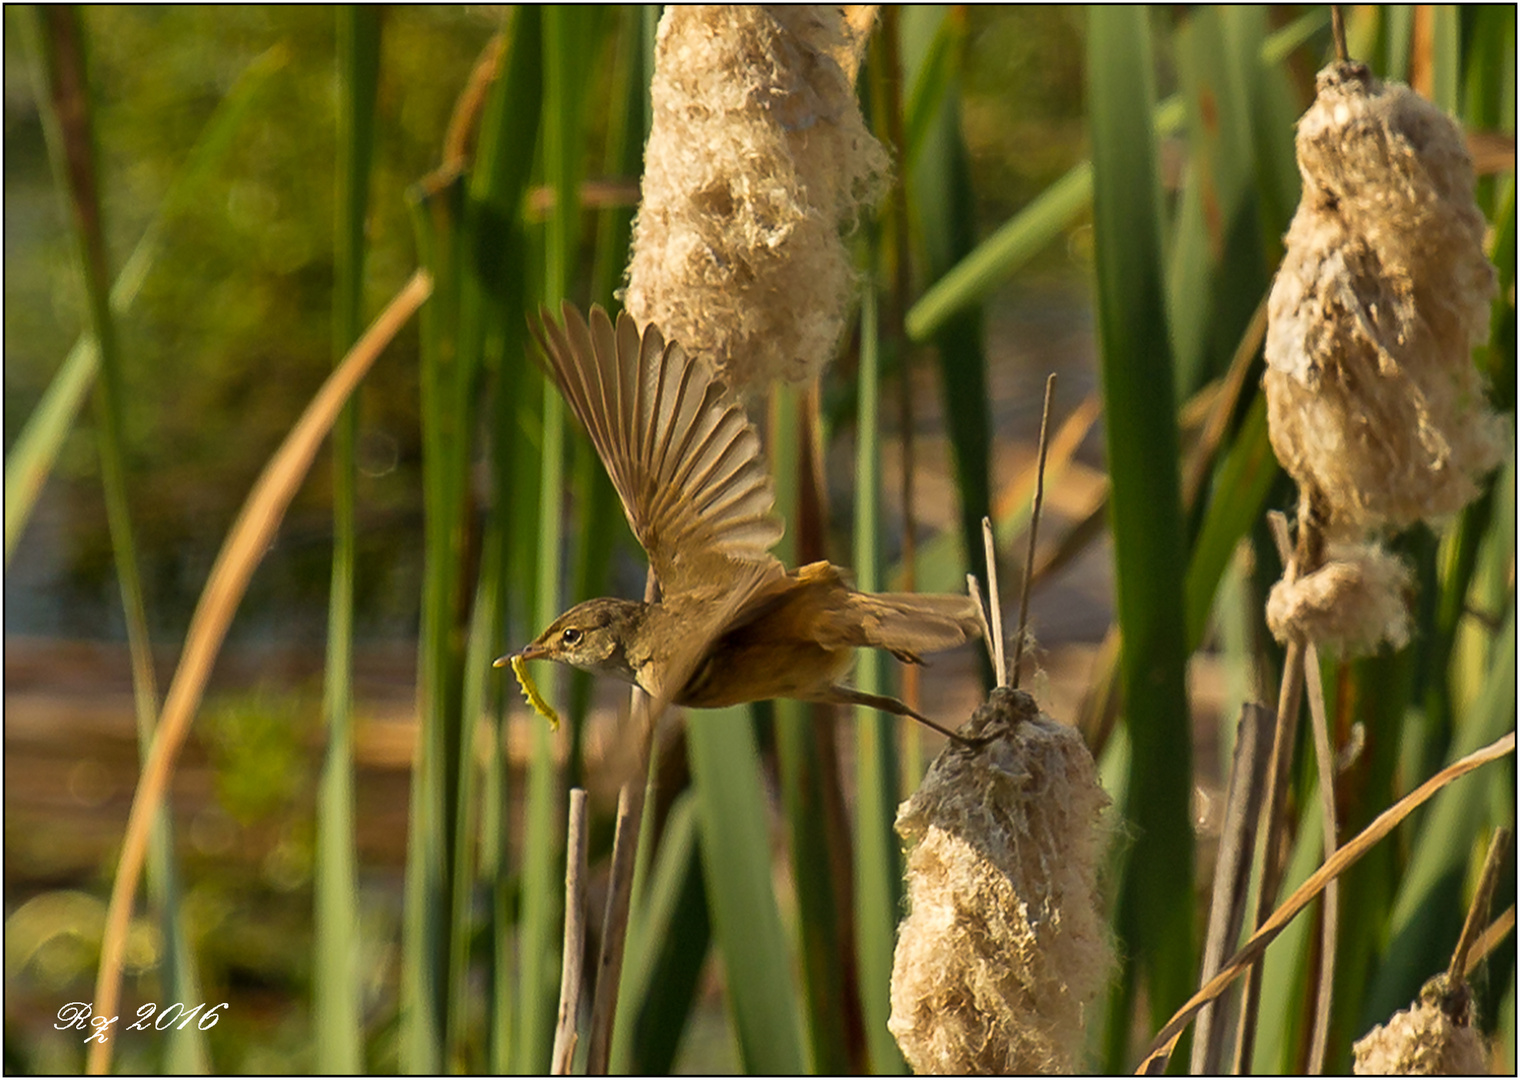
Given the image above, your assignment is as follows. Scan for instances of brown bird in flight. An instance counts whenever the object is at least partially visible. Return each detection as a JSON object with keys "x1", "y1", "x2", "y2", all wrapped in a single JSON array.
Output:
[{"x1": 497, "y1": 302, "x2": 982, "y2": 742}]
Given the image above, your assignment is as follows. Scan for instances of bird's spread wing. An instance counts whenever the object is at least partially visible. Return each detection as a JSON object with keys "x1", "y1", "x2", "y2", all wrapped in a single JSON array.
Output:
[{"x1": 533, "y1": 302, "x2": 785, "y2": 599}]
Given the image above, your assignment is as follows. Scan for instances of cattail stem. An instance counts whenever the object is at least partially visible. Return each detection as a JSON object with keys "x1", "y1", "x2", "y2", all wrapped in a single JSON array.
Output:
[
  {"x1": 551, "y1": 789, "x2": 590, "y2": 1074},
  {"x1": 1302, "y1": 642, "x2": 1340, "y2": 1074},
  {"x1": 1330, "y1": 5, "x2": 1349, "y2": 64},
  {"x1": 1447, "y1": 826, "x2": 1512, "y2": 986},
  {"x1": 1232, "y1": 636, "x2": 1306, "y2": 1074},
  {"x1": 1011, "y1": 374, "x2": 1056, "y2": 689},
  {"x1": 584, "y1": 570, "x2": 661, "y2": 1074},
  {"x1": 1192, "y1": 703, "x2": 1273, "y2": 1074}
]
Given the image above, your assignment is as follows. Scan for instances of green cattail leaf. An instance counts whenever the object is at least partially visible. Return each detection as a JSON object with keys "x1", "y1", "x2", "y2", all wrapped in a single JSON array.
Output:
[
  {"x1": 687, "y1": 709, "x2": 807, "y2": 1074},
  {"x1": 1087, "y1": 7, "x2": 1196, "y2": 1063},
  {"x1": 314, "y1": 7, "x2": 379, "y2": 1073},
  {"x1": 853, "y1": 286, "x2": 908, "y2": 1075}
]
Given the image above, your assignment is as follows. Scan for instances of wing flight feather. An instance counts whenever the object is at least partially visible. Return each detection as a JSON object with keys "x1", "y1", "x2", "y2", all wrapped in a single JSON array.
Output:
[{"x1": 532, "y1": 303, "x2": 783, "y2": 597}]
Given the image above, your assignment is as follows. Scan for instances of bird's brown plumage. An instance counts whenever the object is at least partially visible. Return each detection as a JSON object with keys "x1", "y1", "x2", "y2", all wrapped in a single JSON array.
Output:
[{"x1": 512, "y1": 302, "x2": 981, "y2": 736}]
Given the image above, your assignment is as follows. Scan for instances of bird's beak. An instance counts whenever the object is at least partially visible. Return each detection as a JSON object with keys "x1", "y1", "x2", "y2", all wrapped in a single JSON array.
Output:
[{"x1": 493, "y1": 643, "x2": 549, "y2": 667}]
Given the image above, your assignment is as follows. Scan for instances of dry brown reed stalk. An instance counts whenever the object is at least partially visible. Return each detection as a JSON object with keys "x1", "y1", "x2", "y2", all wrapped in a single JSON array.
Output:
[
  {"x1": 1191, "y1": 703, "x2": 1273, "y2": 1075},
  {"x1": 1465, "y1": 905, "x2": 1516, "y2": 975},
  {"x1": 623, "y1": 5, "x2": 888, "y2": 394},
  {"x1": 1011, "y1": 375, "x2": 1057, "y2": 689},
  {"x1": 86, "y1": 270, "x2": 432, "y2": 1075},
  {"x1": 551, "y1": 788, "x2": 590, "y2": 1074},
  {"x1": 1302, "y1": 640, "x2": 1340, "y2": 1073},
  {"x1": 888, "y1": 687, "x2": 1112, "y2": 1074},
  {"x1": 1137, "y1": 730, "x2": 1516, "y2": 1074}
]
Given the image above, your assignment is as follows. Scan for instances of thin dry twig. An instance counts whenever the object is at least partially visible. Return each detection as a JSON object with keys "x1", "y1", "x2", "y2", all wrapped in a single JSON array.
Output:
[
  {"x1": 1465, "y1": 904, "x2": 1516, "y2": 977},
  {"x1": 86, "y1": 270, "x2": 432, "y2": 1075},
  {"x1": 552, "y1": 789, "x2": 591, "y2": 1074},
  {"x1": 1233, "y1": 636, "x2": 1305, "y2": 1074},
  {"x1": 1011, "y1": 374, "x2": 1056, "y2": 690},
  {"x1": 966, "y1": 573, "x2": 995, "y2": 669},
  {"x1": 1138, "y1": 729, "x2": 1516, "y2": 1074},
  {"x1": 1192, "y1": 703, "x2": 1273, "y2": 1075},
  {"x1": 442, "y1": 31, "x2": 506, "y2": 169},
  {"x1": 1448, "y1": 826, "x2": 1512, "y2": 984},
  {"x1": 1330, "y1": 5, "x2": 1349, "y2": 64},
  {"x1": 990, "y1": 393, "x2": 1099, "y2": 521},
  {"x1": 1302, "y1": 642, "x2": 1340, "y2": 1074},
  {"x1": 1233, "y1": 510, "x2": 1316, "y2": 1074},
  {"x1": 983, "y1": 517, "x2": 1006, "y2": 687}
]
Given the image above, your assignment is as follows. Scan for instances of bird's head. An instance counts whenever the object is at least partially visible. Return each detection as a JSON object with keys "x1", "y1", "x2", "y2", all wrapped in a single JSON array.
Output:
[{"x1": 499, "y1": 597, "x2": 645, "y2": 682}]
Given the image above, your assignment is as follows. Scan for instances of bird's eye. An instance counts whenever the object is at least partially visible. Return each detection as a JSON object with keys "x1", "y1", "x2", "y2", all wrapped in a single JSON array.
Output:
[{"x1": 560, "y1": 628, "x2": 582, "y2": 646}]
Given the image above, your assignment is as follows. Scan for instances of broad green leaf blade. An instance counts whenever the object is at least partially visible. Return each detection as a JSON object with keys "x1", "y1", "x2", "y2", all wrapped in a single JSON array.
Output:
[
  {"x1": 1087, "y1": 7, "x2": 1196, "y2": 1062},
  {"x1": 516, "y1": 8, "x2": 598, "y2": 1070},
  {"x1": 462, "y1": 9, "x2": 546, "y2": 1071},
  {"x1": 314, "y1": 7, "x2": 379, "y2": 1073},
  {"x1": 617, "y1": 790, "x2": 714, "y2": 1074},
  {"x1": 1184, "y1": 395, "x2": 1280, "y2": 649},
  {"x1": 1431, "y1": 5, "x2": 1461, "y2": 115},
  {"x1": 687, "y1": 709, "x2": 807, "y2": 1074},
  {"x1": 906, "y1": 162, "x2": 1091, "y2": 345},
  {"x1": 906, "y1": 15, "x2": 995, "y2": 620},
  {"x1": 403, "y1": 172, "x2": 469, "y2": 1077},
  {"x1": 1168, "y1": 6, "x2": 1270, "y2": 401},
  {"x1": 900, "y1": 5, "x2": 956, "y2": 169},
  {"x1": 853, "y1": 286, "x2": 908, "y2": 1075},
  {"x1": 1384, "y1": 5, "x2": 1416, "y2": 82},
  {"x1": 771, "y1": 384, "x2": 861, "y2": 1074}
]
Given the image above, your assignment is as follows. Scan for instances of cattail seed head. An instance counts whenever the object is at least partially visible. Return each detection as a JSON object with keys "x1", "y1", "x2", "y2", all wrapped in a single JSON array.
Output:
[
  {"x1": 623, "y1": 5, "x2": 889, "y2": 394},
  {"x1": 1264, "y1": 63, "x2": 1503, "y2": 537},
  {"x1": 889, "y1": 688, "x2": 1112, "y2": 1074},
  {"x1": 1266, "y1": 541, "x2": 1414, "y2": 656},
  {"x1": 1353, "y1": 974, "x2": 1487, "y2": 1075}
]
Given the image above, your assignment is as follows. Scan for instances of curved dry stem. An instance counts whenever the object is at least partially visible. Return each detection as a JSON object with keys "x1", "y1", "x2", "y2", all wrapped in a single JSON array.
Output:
[
  {"x1": 86, "y1": 270, "x2": 431, "y2": 1075},
  {"x1": 1137, "y1": 729, "x2": 1516, "y2": 1074}
]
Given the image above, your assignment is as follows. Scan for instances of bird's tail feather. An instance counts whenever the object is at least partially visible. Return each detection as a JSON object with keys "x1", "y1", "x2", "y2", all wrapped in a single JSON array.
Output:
[{"x1": 847, "y1": 592, "x2": 983, "y2": 658}]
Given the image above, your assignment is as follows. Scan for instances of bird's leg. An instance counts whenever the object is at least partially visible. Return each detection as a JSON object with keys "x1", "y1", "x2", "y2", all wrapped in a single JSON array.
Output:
[{"x1": 821, "y1": 685, "x2": 989, "y2": 749}]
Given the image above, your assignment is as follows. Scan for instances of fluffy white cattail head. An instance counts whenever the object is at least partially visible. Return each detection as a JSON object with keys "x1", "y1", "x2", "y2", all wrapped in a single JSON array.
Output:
[
  {"x1": 623, "y1": 5, "x2": 889, "y2": 394},
  {"x1": 1353, "y1": 974, "x2": 1488, "y2": 1075},
  {"x1": 1264, "y1": 63, "x2": 1503, "y2": 537},
  {"x1": 889, "y1": 688, "x2": 1112, "y2": 1074},
  {"x1": 1266, "y1": 540, "x2": 1414, "y2": 655}
]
